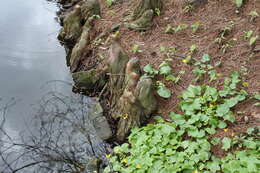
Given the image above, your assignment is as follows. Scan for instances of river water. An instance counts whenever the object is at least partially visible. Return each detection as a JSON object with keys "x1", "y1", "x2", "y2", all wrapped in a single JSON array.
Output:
[
  {"x1": 0, "y1": 0, "x2": 104, "y2": 172},
  {"x1": 0, "y1": 0, "x2": 72, "y2": 137}
]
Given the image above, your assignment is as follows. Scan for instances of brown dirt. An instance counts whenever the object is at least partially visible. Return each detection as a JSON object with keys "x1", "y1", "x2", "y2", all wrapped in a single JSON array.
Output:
[{"x1": 92, "y1": 0, "x2": 260, "y2": 155}]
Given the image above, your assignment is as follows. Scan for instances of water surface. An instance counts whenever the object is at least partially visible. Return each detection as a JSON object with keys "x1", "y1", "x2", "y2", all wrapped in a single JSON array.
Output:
[{"x1": 0, "y1": 0, "x2": 71, "y2": 140}]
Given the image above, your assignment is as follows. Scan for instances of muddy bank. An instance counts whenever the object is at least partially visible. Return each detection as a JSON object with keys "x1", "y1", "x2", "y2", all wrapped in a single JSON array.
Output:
[{"x1": 56, "y1": 0, "x2": 162, "y2": 142}]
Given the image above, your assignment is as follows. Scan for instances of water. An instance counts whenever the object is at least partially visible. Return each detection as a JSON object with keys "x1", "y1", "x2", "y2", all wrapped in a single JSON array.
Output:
[
  {"x1": 0, "y1": 0, "x2": 71, "y2": 138},
  {"x1": 0, "y1": 0, "x2": 98, "y2": 171},
  {"x1": 0, "y1": 1, "x2": 108, "y2": 172}
]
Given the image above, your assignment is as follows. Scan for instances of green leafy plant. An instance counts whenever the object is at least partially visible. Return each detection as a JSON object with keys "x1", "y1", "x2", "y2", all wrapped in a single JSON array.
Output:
[
  {"x1": 234, "y1": 0, "x2": 243, "y2": 8},
  {"x1": 159, "y1": 61, "x2": 172, "y2": 76},
  {"x1": 143, "y1": 64, "x2": 158, "y2": 77},
  {"x1": 249, "y1": 35, "x2": 259, "y2": 46},
  {"x1": 159, "y1": 46, "x2": 177, "y2": 60},
  {"x1": 244, "y1": 30, "x2": 254, "y2": 40},
  {"x1": 190, "y1": 44, "x2": 198, "y2": 54},
  {"x1": 253, "y1": 93, "x2": 260, "y2": 106},
  {"x1": 143, "y1": 61, "x2": 173, "y2": 98},
  {"x1": 183, "y1": 4, "x2": 193, "y2": 13},
  {"x1": 182, "y1": 44, "x2": 198, "y2": 64},
  {"x1": 249, "y1": 10, "x2": 259, "y2": 21},
  {"x1": 215, "y1": 21, "x2": 234, "y2": 45},
  {"x1": 106, "y1": 0, "x2": 114, "y2": 7},
  {"x1": 192, "y1": 54, "x2": 217, "y2": 82},
  {"x1": 221, "y1": 38, "x2": 236, "y2": 53},
  {"x1": 165, "y1": 24, "x2": 188, "y2": 34},
  {"x1": 154, "y1": 8, "x2": 161, "y2": 16},
  {"x1": 191, "y1": 21, "x2": 200, "y2": 33},
  {"x1": 244, "y1": 30, "x2": 259, "y2": 46},
  {"x1": 222, "y1": 137, "x2": 232, "y2": 151},
  {"x1": 156, "y1": 81, "x2": 171, "y2": 98},
  {"x1": 166, "y1": 70, "x2": 185, "y2": 84},
  {"x1": 105, "y1": 73, "x2": 258, "y2": 173}
]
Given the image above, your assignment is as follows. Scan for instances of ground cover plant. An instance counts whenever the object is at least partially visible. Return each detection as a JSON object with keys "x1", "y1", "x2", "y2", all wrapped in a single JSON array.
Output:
[
  {"x1": 56, "y1": 0, "x2": 260, "y2": 172},
  {"x1": 105, "y1": 73, "x2": 260, "y2": 173}
]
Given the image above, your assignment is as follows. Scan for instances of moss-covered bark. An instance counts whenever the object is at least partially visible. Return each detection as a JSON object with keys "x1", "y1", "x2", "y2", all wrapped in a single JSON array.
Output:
[
  {"x1": 132, "y1": 0, "x2": 163, "y2": 20},
  {"x1": 108, "y1": 42, "x2": 157, "y2": 141},
  {"x1": 126, "y1": 0, "x2": 163, "y2": 30}
]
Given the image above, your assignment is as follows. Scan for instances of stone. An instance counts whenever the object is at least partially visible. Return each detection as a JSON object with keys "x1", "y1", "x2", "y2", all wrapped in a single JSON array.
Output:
[
  {"x1": 72, "y1": 68, "x2": 106, "y2": 90},
  {"x1": 90, "y1": 99, "x2": 112, "y2": 140}
]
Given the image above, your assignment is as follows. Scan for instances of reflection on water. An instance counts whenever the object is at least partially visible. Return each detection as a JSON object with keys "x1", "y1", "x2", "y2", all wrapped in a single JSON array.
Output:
[
  {"x1": 0, "y1": 0, "x2": 71, "y2": 137},
  {"x1": 0, "y1": 0, "x2": 98, "y2": 171}
]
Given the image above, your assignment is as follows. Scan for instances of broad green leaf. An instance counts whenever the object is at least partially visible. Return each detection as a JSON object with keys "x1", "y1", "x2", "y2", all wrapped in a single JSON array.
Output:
[
  {"x1": 230, "y1": 71, "x2": 240, "y2": 89},
  {"x1": 247, "y1": 128, "x2": 255, "y2": 135},
  {"x1": 211, "y1": 137, "x2": 221, "y2": 145},
  {"x1": 254, "y1": 102, "x2": 260, "y2": 106},
  {"x1": 165, "y1": 74, "x2": 176, "y2": 81},
  {"x1": 223, "y1": 112, "x2": 235, "y2": 122},
  {"x1": 169, "y1": 113, "x2": 186, "y2": 125},
  {"x1": 249, "y1": 10, "x2": 259, "y2": 17},
  {"x1": 216, "y1": 104, "x2": 230, "y2": 117},
  {"x1": 205, "y1": 127, "x2": 216, "y2": 135},
  {"x1": 234, "y1": 0, "x2": 243, "y2": 8},
  {"x1": 182, "y1": 85, "x2": 201, "y2": 99},
  {"x1": 254, "y1": 93, "x2": 260, "y2": 100},
  {"x1": 218, "y1": 121, "x2": 227, "y2": 129},
  {"x1": 159, "y1": 65, "x2": 172, "y2": 75},
  {"x1": 222, "y1": 137, "x2": 232, "y2": 151},
  {"x1": 243, "y1": 139, "x2": 257, "y2": 149},
  {"x1": 154, "y1": 116, "x2": 165, "y2": 123},
  {"x1": 208, "y1": 70, "x2": 217, "y2": 81},
  {"x1": 188, "y1": 129, "x2": 205, "y2": 138},
  {"x1": 157, "y1": 85, "x2": 171, "y2": 98},
  {"x1": 144, "y1": 64, "x2": 158, "y2": 75},
  {"x1": 206, "y1": 161, "x2": 221, "y2": 173}
]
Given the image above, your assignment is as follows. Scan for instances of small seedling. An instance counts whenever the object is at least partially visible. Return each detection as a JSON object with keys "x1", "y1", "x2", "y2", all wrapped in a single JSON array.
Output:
[
  {"x1": 106, "y1": 0, "x2": 114, "y2": 7},
  {"x1": 249, "y1": 10, "x2": 259, "y2": 21},
  {"x1": 243, "y1": 30, "x2": 258, "y2": 46},
  {"x1": 191, "y1": 21, "x2": 200, "y2": 33},
  {"x1": 249, "y1": 35, "x2": 258, "y2": 46},
  {"x1": 154, "y1": 8, "x2": 161, "y2": 16},
  {"x1": 192, "y1": 54, "x2": 218, "y2": 82},
  {"x1": 107, "y1": 10, "x2": 116, "y2": 15},
  {"x1": 221, "y1": 38, "x2": 236, "y2": 53},
  {"x1": 183, "y1": 4, "x2": 193, "y2": 13},
  {"x1": 215, "y1": 21, "x2": 234, "y2": 44},
  {"x1": 244, "y1": 30, "x2": 254, "y2": 40},
  {"x1": 131, "y1": 44, "x2": 143, "y2": 53},
  {"x1": 165, "y1": 24, "x2": 188, "y2": 34},
  {"x1": 166, "y1": 70, "x2": 185, "y2": 84},
  {"x1": 190, "y1": 44, "x2": 197, "y2": 54},
  {"x1": 159, "y1": 46, "x2": 177, "y2": 60}
]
